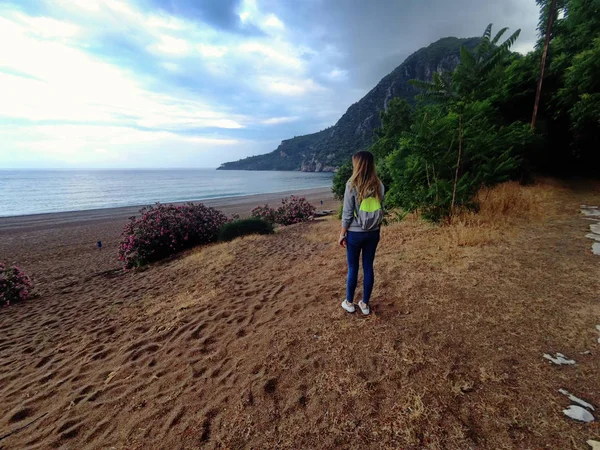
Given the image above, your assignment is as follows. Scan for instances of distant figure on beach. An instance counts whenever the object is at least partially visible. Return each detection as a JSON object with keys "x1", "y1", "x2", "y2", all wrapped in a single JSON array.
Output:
[
  {"x1": 339, "y1": 151, "x2": 384, "y2": 316},
  {"x1": 97, "y1": 240, "x2": 102, "y2": 250}
]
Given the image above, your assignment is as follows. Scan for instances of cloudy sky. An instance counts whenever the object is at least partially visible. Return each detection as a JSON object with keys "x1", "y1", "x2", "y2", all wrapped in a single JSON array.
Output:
[{"x1": 0, "y1": 0, "x2": 540, "y2": 169}]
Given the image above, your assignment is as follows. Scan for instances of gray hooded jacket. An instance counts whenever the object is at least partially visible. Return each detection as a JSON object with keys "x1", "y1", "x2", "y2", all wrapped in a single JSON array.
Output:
[{"x1": 341, "y1": 181, "x2": 385, "y2": 232}]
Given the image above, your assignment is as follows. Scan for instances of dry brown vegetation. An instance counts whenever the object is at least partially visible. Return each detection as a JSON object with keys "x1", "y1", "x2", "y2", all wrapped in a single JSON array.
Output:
[{"x1": 1, "y1": 180, "x2": 599, "y2": 449}]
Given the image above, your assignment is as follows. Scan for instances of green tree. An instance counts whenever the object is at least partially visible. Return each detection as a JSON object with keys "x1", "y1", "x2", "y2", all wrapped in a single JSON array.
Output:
[
  {"x1": 331, "y1": 160, "x2": 353, "y2": 200},
  {"x1": 370, "y1": 98, "x2": 413, "y2": 161},
  {"x1": 530, "y1": 0, "x2": 600, "y2": 173}
]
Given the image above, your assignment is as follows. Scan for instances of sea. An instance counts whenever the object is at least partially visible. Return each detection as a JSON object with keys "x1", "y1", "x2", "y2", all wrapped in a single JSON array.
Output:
[{"x1": 0, "y1": 169, "x2": 334, "y2": 218}]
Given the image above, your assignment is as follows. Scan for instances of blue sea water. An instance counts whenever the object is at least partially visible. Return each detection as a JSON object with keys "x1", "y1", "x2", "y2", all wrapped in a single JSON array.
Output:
[{"x1": 0, "y1": 169, "x2": 334, "y2": 217}]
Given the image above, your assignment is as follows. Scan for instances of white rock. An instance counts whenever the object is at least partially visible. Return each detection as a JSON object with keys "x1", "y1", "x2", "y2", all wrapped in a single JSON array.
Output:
[
  {"x1": 543, "y1": 353, "x2": 576, "y2": 365},
  {"x1": 596, "y1": 325, "x2": 600, "y2": 332},
  {"x1": 586, "y1": 233, "x2": 600, "y2": 242},
  {"x1": 591, "y1": 223, "x2": 600, "y2": 234},
  {"x1": 588, "y1": 440, "x2": 600, "y2": 450},
  {"x1": 563, "y1": 405, "x2": 595, "y2": 422},
  {"x1": 581, "y1": 208, "x2": 600, "y2": 217},
  {"x1": 559, "y1": 388, "x2": 595, "y2": 411},
  {"x1": 593, "y1": 243, "x2": 600, "y2": 256}
]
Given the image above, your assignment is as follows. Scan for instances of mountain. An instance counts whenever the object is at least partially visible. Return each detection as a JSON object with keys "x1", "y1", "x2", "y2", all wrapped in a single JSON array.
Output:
[{"x1": 218, "y1": 37, "x2": 480, "y2": 172}]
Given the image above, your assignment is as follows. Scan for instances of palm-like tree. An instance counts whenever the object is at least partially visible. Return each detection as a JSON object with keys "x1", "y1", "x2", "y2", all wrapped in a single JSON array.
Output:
[
  {"x1": 408, "y1": 24, "x2": 521, "y2": 217},
  {"x1": 410, "y1": 24, "x2": 521, "y2": 103}
]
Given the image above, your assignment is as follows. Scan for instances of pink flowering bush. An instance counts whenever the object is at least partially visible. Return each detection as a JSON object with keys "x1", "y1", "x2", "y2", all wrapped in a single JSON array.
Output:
[
  {"x1": 118, "y1": 203, "x2": 229, "y2": 269},
  {"x1": 251, "y1": 197, "x2": 316, "y2": 226},
  {"x1": 0, "y1": 263, "x2": 33, "y2": 306},
  {"x1": 251, "y1": 204, "x2": 278, "y2": 224},
  {"x1": 275, "y1": 196, "x2": 316, "y2": 226}
]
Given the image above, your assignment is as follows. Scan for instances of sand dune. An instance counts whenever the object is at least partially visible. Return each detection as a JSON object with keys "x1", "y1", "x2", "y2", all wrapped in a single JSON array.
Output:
[{"x1": 1, "y1": 182, "x2": 599, "y2": 449}]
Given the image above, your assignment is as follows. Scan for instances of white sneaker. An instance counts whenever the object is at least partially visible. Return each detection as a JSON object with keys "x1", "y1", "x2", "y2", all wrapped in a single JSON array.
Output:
[
  {"x1": 358, "y1": 301, "x2": 370, "y2": 315},
  {"x1": 341, "y1": 300, "x2": 355, "y2": 313}
]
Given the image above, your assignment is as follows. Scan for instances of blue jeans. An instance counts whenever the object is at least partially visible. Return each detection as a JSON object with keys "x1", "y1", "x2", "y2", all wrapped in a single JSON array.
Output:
[{"x1": 346, "y1": 230, "x2": 380, "y2": 305}]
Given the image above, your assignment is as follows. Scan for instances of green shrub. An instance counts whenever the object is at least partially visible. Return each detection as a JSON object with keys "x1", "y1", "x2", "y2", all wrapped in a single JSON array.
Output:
[
  {"x1": 332, "y1": 160, "x2": 353, "y2": 200},
  {"x1": 219, "y1": 218, "x2": 274, "y2": 242}
]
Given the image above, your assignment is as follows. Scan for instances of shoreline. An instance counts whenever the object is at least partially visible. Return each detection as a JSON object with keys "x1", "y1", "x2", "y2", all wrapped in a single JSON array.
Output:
[{"x1": 0, "y1": 187, "x2": 335, "y2": 233}]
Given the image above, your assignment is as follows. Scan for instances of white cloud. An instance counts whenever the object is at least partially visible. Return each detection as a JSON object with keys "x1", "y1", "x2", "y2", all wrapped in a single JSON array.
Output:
[
  {"x1": 512, "y1": 41, "x2": 536, "y2": 55},
  {"x1": 237, "y1": 1, "x2": 287, "y2": 34},
  {"x1": 264, "y1": 14, "x2": 285, "y2": 30},
  {"x1": 4, "y1": 124, "x2": 240, "y2": 152},
  {"x1": 239, "y1": 42, "x2": 303, "y2": 70},
  {"x1": 161, "y1": 62, "x2": 181, "y2": 72},
  {"x1": 261, "y1": 116, "x2": 300, "y2": 125},
  {"x1": 58, "y1": 0, "x2": 102, "y2": 13},
  {"x1": 104, "y1": 0, "x2": 136, "y2": 16},
  {"x1": 0, "y1": 124, "x2": 243, "y2": 167},
  {"x1": 238, "y1": 0, "x2": 258, "y2": 23},
  {"x1": 0, "y1": 19, "x2": 246, "y2": 130},
  {"x1": 197, "y1": 43, "x2": 228, "y2": 58},
  {"x1": 327, "y1": 68, "x2": 348, "y2": 81},
  {"x1": 17, "y1": 15, "x2": 80, "y2": 38},
  {"x1": 239, "y1": 11, "x2": 251, "y2": 23},
  {"x1": 260, "y1": 77, "x2": 325, "y2": 96},
  {"x1": 145, "y1": 14, "x2": 186, "y2": 30},
  {"x1": 151, "y1": 34, "x2": 190, "y2": 55}
]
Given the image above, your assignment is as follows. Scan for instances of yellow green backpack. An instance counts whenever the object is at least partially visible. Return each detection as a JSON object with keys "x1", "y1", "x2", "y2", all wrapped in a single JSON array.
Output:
[{"x1": 354, "y1": 194, "x2": 384, "y2": 230}]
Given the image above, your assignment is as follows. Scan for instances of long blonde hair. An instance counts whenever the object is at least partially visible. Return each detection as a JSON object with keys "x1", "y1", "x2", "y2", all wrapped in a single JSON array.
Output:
[{"x1": 349, "y1": 151, "x2": 382, "y2": 202}]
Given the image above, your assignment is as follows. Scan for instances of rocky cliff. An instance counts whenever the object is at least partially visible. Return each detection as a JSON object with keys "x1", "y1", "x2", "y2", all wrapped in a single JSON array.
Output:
[{"x1": 219, "y1": 37, "x2": 479, "y2": 171}]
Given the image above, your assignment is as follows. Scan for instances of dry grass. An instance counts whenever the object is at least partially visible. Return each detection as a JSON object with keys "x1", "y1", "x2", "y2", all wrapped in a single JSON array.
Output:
[
  {"x1": 377, "y1": 181, "x2": 565, "y2": 270},
  {"x1": 466, "y1": 181, "x2": 558, "y2": 224}
]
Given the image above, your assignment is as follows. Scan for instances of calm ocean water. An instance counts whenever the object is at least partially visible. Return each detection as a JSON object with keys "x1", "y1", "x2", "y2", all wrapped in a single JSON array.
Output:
[{"x1": 0, "y1": 169, "x2": 334, "y2": 218}]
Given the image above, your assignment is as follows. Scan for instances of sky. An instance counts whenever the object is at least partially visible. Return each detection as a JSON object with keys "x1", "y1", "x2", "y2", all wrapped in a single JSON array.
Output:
[{"x1": 0, "y1": 0, "x2": 541, "y2": 169}]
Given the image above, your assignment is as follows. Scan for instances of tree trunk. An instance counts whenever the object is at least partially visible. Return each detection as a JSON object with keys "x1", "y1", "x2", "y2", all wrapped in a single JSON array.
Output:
[
  {"x1": 451, "y1": 115, "x2": 463, "y2": 220},
  {"x1": 531, "y1": 0, "x2": 557, "y2": 129}
]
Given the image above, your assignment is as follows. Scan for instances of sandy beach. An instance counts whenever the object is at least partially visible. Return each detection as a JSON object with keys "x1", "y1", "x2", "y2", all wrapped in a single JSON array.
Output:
[
  {"x1": 1, "y1": 181, "x2": 599, "y2": 449},
  {"x1": 0, "y1": 187, "x2": 335, "y2": 293}
]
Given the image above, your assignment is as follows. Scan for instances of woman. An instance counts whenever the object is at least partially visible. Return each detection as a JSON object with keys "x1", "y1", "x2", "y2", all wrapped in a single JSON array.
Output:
[{"x1": 339, "y1": 151, "x2": 384, "y2": 315}]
